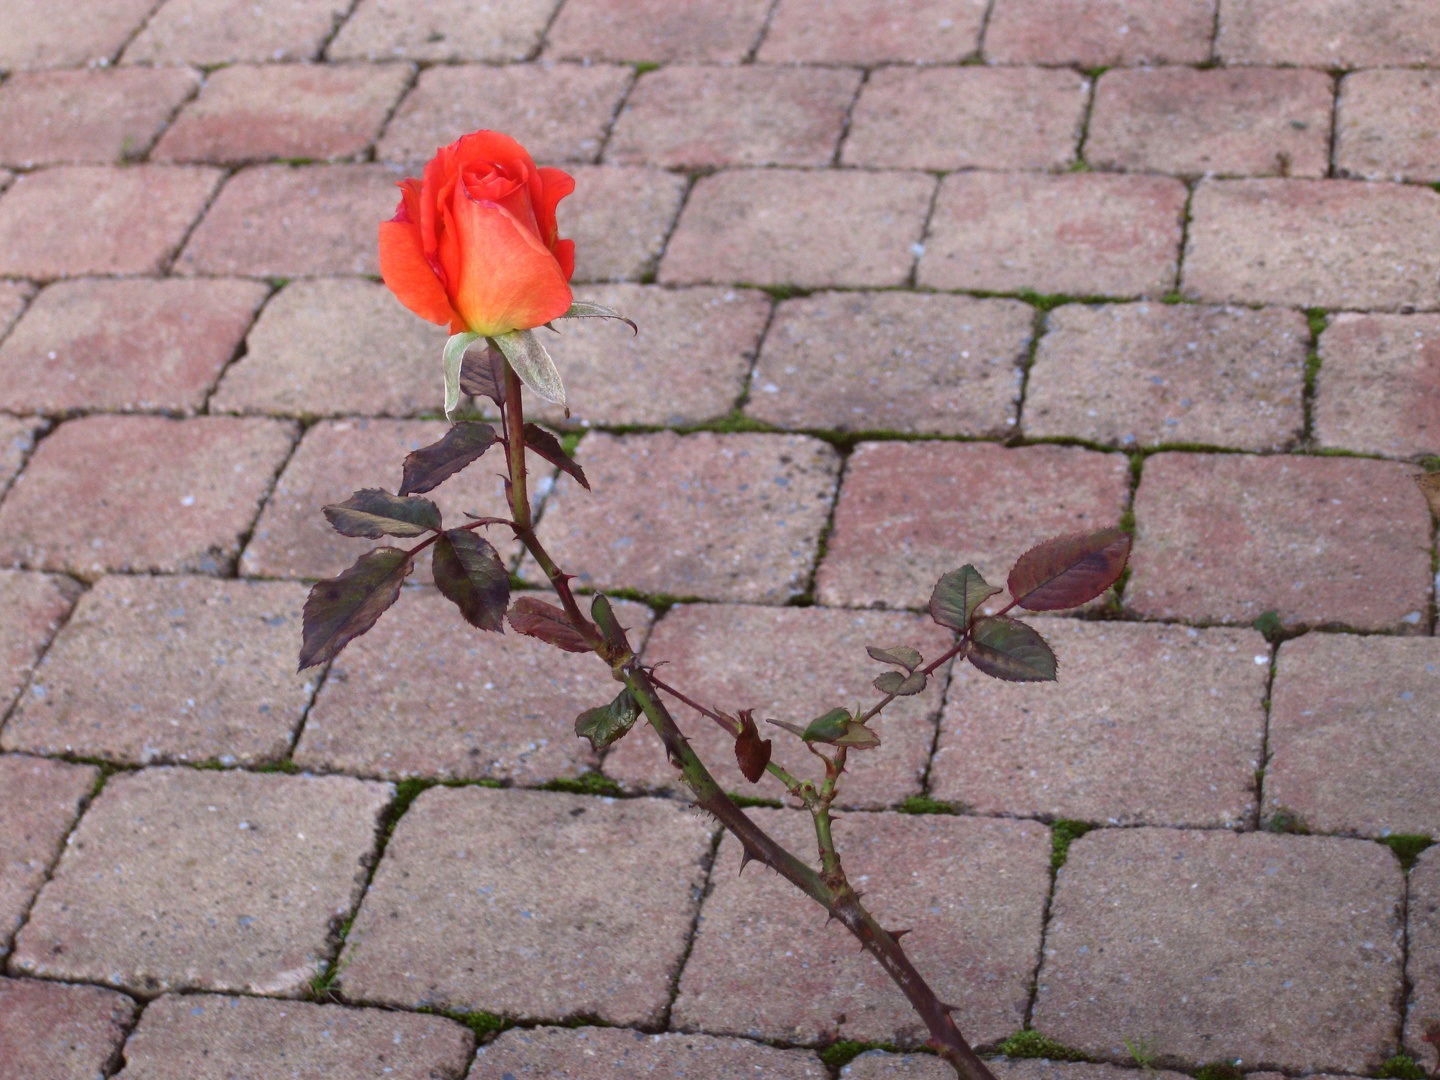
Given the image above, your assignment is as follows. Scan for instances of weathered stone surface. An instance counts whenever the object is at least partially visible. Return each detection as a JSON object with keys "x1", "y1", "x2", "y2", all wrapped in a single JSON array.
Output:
[
  {"x1": 1086, "y1": 67, "x2": 1332, "y2": 178},
  {"x1": 1033, "y1": 829, "x2": 1405, "y2": 1072},
  {"x1": 0, "y1": 282, "x2": 33, "y2": 344},
  {"x1": 0, "y1": 165, "x2": 221, "y2": 278},
  {"x1": 547, "y1": 0, "x2": 772, "y2": 62},
  {"x1": 816, "y1": 441, "x2": 1130, "y2": 610},
  {"x1": 0, "y1": 278, "x2": 268, "y2": 414},
  {"x1": 919, "y1": 172, "x2": 1186, "y2": 298},
  {"x1": 0, "y1": 415, "x2": 296, "y2": 580},
  {"x1": 0, "y1": 0, "x2": 153, "y2": 69},
  {"x1": 1337, "y1": 70, "x2": 1440, "y2": 184},
  {"x1": 1314, "y1": 312, "x2": 1440, "y2": 458},
  {"x1": 1266, "y1": 634, "x2": 1440, "y2": 837},
  {"x1": 330, "y1": 0, "x2": 558, "y2": 61},
  {"x1": 122, "y1": 0, "x2": 350, "y2": 64},
  {"x1": 154, "y1": 62, "x2": 413, "y2": 164},
  {"x1": 0, "y1": 976, "x2": 134, "y2": 1080},
  {"x1": 1023, "y1": 302, "x2": 1308, "y2": 450},
  {"x1": 4, "y1": 576, "x2": 317, "y2": 767},
  {"x1": 11, "y1": 768, "x2": 391, "y2": 996},
  {"x1": 1405, "y1": 846, "x2": 1440, "y2": 1058},
  {"x1": 0, "y1": 416, "x2": 41, "y2": 497},
  {"x1": 1183, "y1": 179, "x2": 1440, "y2": 311},
  {"x1": 985, "y1": 0, "x2": 1216, "y2": 64},
  {"x1": 561, "y1": 165, "x2": 688, "y2": 282},
  {"x1": 529, "y1": 432, "x2": 839, "y2": 603},
  {"x1": 296, "y1": 588, "x2": 652, "y2": 784},
  {"x1": 759, "y1": 0, "x2": 988, "y2": 62},
  {"x1": 0, "y1": 68, "x2": 201, "y2": 167},
  {"x1": 1217, "y1": 0, "x2": 1440, "y2": 66},
  {"x1": 605, "y1": 604, "x2": 956, "y2": 807},
  {"x1": 0, "y1": 756, "x2": 96, "y2": 953},
  {"x1": 339, "y1": 786, "x2": 714, "y2": 1025},
  {"x1": 846, "y1": 1054, "x2": 1197, "y2": 1080},
  {"x1": 843, "y1": 66, "x2": 1088, "y2": 172},
  {"x1": 748, "y1": 292, "x2": 1031, "y2": 436},
  {"x1": 0, "y1": 570, "x2": 76, "y2": 714},
  {"x1": 673, "y1": 810, "x2": 1050, "y2": 1046},
  {"x1": 473, "y1": 1026, "x2": 828, "y2": 1078},
  {"x1": 114, "y1": 994, "x2": 475, "y2": 1080},
  {"x1": 1127, "y1": 452, "x2": 1432, "y2": 631},
  {"x1": 662, "y1": 169, "x2": 934, "y2": 288}
]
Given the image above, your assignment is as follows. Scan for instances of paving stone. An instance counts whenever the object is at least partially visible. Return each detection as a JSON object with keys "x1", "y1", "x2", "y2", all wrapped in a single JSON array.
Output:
[
  {"x1": 1033, "y1": 829, "x2": 1404, "y2": 1071},
  {"x1": 661, "y1": 169, "x2": 935, "y2": 289},
  {"x1": 933, "y1": 620, "x2": 1268, "y2": 828},
  {"x1": 844, "y1": 1055, "x2": 1194, "y2": 1080},
  {"x1": 528, "y1": 431, "x2": 840, "y2": 603},
  {"x1": 0, "y1": 282, "x2": 33, "y2": 344},
  {"x1": 606, "y1": 65, "x2": 859, "y2": 169},
  {"x1": 473, "y1": 1026, "x2": 828, "y2": 1078},
  {"x1": 1216, "y1": 0, "x2": 1440, "y2": 67},
  {"x1": 0, "y1": 415, "x2": 42, "y2": 494},
  {"x1": 0, "y1": 166, "x2": 221, "y2": 279},
  {"x1": 816, "y1": 441, "x2": 1130, "y2": 610},
  {"x1": 153, "y1": 63, "x2": 413, "y2": 165},
  {"x1": 11, "y1": 768, "x2": 391, "y2": 996},
  {"x1": 0, "y1": 757, "x2": 97, "y2": 953},
  {"x1": 0, "y1": 570, "x2": 77, "y2": 715},
  {"x1": 759, "y1": 0, "x2": 987, "y2": 62},
  {"x1": 547, "y1": 0, "x2": 771, "y2": 62},
  {"x1": 1126, "y1": 452, "x2": 1432, "y2": 631},
  {"x1": 0, "y1": 415, "x2": 295, "y2": 580},
  {"x1": 295, "y1": 588, "x2": 653, "y2": 785},
  {"x1": 748, "y1": 292, "x2": 1031, "y2": 437},
  {"x1": 1314, "y1": 312, "x2": 1440, "y2": 458},
  {"x1": 605, "y1": 604, "x2": 956, "y2": 808},
  {"x1": 210, "y1": 278, "x2": 449, "y2": 418},
  {"x1": 843, "y1": 66, "x2": 1088, "y2": 172},
  {"x1": 1336, "y1": 70, "x2": 1440, "y2": 184},
  {"x1": 673, "y1": 810, "x2": 1050, "y2": 1046},
  {"x1": 1023, "y1": 302, "x2": 1308, "y2": 450},
  {"x1": 122, "y1": 0, "x2": 350, "y2": 64},
  {"x1": 1266, "y1": 634, "x2": 1440, "y2": 837},
  {"x1": 561, "y1": 165, "x2": 687, "y2": 283},
  {"x1": 378, "y1": 64, "x2": 632, "y2": 168},
  {"x1": 919, "y1": 172, "x2": 1186, "y2": 299},
  {"x1": 1086, "y1": 67, "x2": 1332, "y2": 179},
  {"x1": 534, "y1": 283, "x2": 770, "y2": 428},
  {"x1": 329, "y1": 0, "x2": 558, "y2": 61},
  {"x1": 1183, "y1": 178, "x2": 1440, "y2": 311},
  {"x1": 0, "y1": 0, "x2": 154, "y2": 69},
  {"x1": 0, "y1": 68, "x2": 201, "y2": 168},
  {"x1": 175, "y1": 163, "x2": 407, "y2": 278},
  {"x1": 0, "y1": 278, "x2": 268, "y2": 415},
  {"x1": 984, "y1": 0, "x2": 1216, "y2": 64},
  {"x1": 3, "y1": 576, "x2": 317, "y2": 767},
  {"x1": 1406, "y1": 846, "x2": 1440, "y2": 1058},
  {"x1": 0, "y1": 977, "x2": 134, "y2": 1080},
  {"x1": 338, "y1": 786, "x2": 714, "y2": 1024},
  {"x1": 114, "y1": 993, "x2": 475, "y2": 1080}
]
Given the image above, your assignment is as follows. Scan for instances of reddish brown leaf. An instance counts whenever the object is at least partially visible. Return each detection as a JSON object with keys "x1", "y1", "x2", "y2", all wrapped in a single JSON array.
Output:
[
  {"x1": 459, "y1": 341, "x2": 507, "y2": 406},
  {"x1": 398, "y1": 422, "x2": 498, "y2": 496},
  {"x1": 432, "y1": 530, "x2": 509, "y2": 632},
  {"x1": 507, "y1": 596, "x2": 595, "y2": 653},
  {"x1": 1007, "y1": 527, "x2": 1131, "y2": 612},
  {"x1": 299, "y1": 547, "x2": 411, "y2": 670},
  {"x1": 734, "y1": 708, "x2": 772, "y2": 783},
  {"x1": 523, "y1": 423, "x2": 589, "y2": 491}
]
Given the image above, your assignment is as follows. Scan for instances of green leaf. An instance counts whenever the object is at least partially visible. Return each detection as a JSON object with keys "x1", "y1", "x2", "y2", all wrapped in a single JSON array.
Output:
[
  {"x1": 459, "y1": 340, "x2": 506, "y2": 406},
  {"x1": 803, "y1": 707, "x2": 852, "y2": 743},
  {"x1": 443, "y1": 331, "x2": 481, "y2": 419},
  {"x1": 507, "y1": 596, "x2": 595, "y2": 653},
  {"x1": 494, "y1": 328, "x2": 566, "y2": 407},
  {"x1": 556, "y1": 299, "x2": 638, "y2": 334},
  {"x1": 929, "y1": 565, "x2": 1001, "y2": 630},
  {"x1": 299, "y1": 547, "x2": 412, "y2": 669},
  {"x1": 968, "y1": 616, "x2": 1058, "y2": 682},
  {"x1": 523, "y1": 423, "x2": 589, "y2": 491},
  {"x1": 432, "y1": 530, "x2": 509, "y2": 632},
  {"x1": 398, "y1": 422, "x2": 498, "y2": 497},
  {"x1": 323, "y1": 489, "x2": 441, "y2": 538},
  {"x1": 574, "y1": 687, "x2": 641, "y2": 751},
  {"x1": 590, "y1": 594, "x2": 630, "y2": 652},
  {"x1": 874, "y1": 670, "x2": 927, "y2": 696},
  {"x1": 866, "y1": 644, "x2": 921, "y2": 672},
  {"x1": 1007, "y1": 528, "x2": 1131, "y2": 611},
  {"x1": 834, "y1": 722, "x2": 881, "y2": 750}
]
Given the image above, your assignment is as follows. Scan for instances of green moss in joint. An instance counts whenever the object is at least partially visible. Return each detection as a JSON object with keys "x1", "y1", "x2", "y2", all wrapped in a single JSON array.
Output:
[
  {"x1": 899, "y1": 795, "x2": 959, "y2": 816},
  {"x1": 728, "y1": 793, "x2": 782, "y2": 809},
  {"x1": 559, "y1": 431, "x2": 584, "y2": 458},
  {"x1": 819, "y1": 1040, "x2": 900, "y2": 1069},
  {"x1": 632, "y1": 61, "x2": 661, "y2": 74},
  {"x1": 1379, "y1": 834, "x2": 1434, "y2": 870},
  {"x1": 1264, "y1": 807, "x2": 1310, "y2": 835},
  {"x1": 420, "y1": 1007, "x2": 511, "y2": 1042},
  {"x1": 995, "y1": 1029, "x2": 1092, "y2": 1062},
  {"x1": 540, "y1": 773, "x2": 623, "y2": 798},
  {"x1": 1376, "y1": 1056, "x2": 1427, "y2": 1080},
  {"x1": 1194, "y1": 1062, "x2": 1244, "y2": 1080},
  {"x1": 1050, "y1": 820, "x2": 1095, "y2": 873}
]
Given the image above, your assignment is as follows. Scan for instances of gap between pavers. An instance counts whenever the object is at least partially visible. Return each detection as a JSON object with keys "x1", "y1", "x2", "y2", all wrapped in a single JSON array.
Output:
[
  {"x1": 0, "y1": 568, "x2": 79, "y2": 716},
  {"x1": 1406, "y1": 844, "x2": 1440, "y2": 1058}
]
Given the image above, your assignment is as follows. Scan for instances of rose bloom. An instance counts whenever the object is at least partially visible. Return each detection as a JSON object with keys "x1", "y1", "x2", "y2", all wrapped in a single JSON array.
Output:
[{"x1": 379, "y1": 130, "x2": 575, "y2": 338}]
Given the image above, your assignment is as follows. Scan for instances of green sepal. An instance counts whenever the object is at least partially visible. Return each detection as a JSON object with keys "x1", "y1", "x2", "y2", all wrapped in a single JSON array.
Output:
[
  {"x1": 494, "y1": 328, "x2": 566, "y2": 407},
  {"x1": 443, "y1": 332, "x2": 481, "y2": 420}
]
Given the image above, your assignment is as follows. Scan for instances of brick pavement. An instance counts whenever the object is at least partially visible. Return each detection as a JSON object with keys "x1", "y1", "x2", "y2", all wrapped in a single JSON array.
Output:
[{"x1": 1, "y1": 0, "x2": 1439, "y2": 1075}]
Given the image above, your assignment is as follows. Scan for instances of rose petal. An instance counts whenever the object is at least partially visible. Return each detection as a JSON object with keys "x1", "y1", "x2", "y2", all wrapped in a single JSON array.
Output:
[
  {"x1": 379, "y1": 219, "x2": 459, "y2": 327},
  {"x1": 449, "y1": 187, "x2": 571, "y2": 337}
]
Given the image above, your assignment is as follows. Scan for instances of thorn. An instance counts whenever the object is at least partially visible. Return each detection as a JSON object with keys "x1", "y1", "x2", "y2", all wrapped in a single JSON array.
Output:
[
  {"x1": 888, "y1": 927, "x2": 912, "y2": 941},
  {"x1": 739, "y1": 849, "x2": 755, "y2": 875},
  {"x1": 938, "y1": 1001, "x2": 961, "y2": 1014}
]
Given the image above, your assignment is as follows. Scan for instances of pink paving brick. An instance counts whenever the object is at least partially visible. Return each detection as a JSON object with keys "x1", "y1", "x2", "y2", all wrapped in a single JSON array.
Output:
[
  {"x1": 121, "y1": 0, "x2": 350, "y2": 65},
  {"x1": 176, "y1": 163, "x2": 406, "y2": 278},
  {"x1": 0, "y1": 278, "x2": 268, "y2": 415},
  {"x1": 1406, "y1": 846, "x2": 1440, "y2": 1058},
  {"x1": 759, "y1": 0, "x2": 988, "y2": 63},
  {"x1": 0, "y1": 570, "x2": 77, "y2": 715},
  {"x1": 153, "y1": 62, "x2": 413, "y2": 164},
  {"x1": 475, "y1": 1026, "x2": 827, "y2": 1078},
  {"x1": 0, "y1": 281, "x2": 33, "y2": 343},
  {"x1": 1336, "y1": 70, "x2": 1440, "y2": 184},
  {"x1": 606, "y1": 65, "x2": 860, "y2": 169},
  {"x1": 846, "y1": 1057, "x2": 1195, "y2": 1080},
  {"x1": 546, "y1": 0, "x2": 772, "y2": 62},
  {"x1": 1217, "y1": 0, "x2": 1440, "y2": 67},
  {"x1": 661, "y1": 169, "x2": 935, "y2": 289},
  {"x1": 815, "y1": 441, "x2": 1130, "y2": 610},
  {"x1": 0, "y1": 977, "x2": 134, "y2": 1080},
  {"x1": 985, "y1": 0, "x2": 1216, "y2": 64},
  {"x1": 1266, "y1": 634, "x2": 1440, "y2": 837},
  {"x1": 377, "y1": 64, "x2": 632, "y2": 168},
  {"x1": 843, "y1": 66, "x2": 1088, "y2": 172},
  {"x1": 605, "y1": 603, "x2": 957, "y2": 808},
  {"x1": 673, "y1": 810, "x2": 1050, "y2": 1046},
  {"x1": 329, "y1": 0, "x2": 558, "y2": 62},
  {"x1": 1314, "y1": 313, "x2": 1440, "y2": 458},
  {"x1": 0, "y1": 756, "x2": 97, "y2": 952},
  {"x1": 1086, "y1": 67, "x2": 1332, "y2": 179},
  {"x1": 0, "y1": 0, "x2": 154, "y2": 69},
  {"x1": 0, "y1": 68, "x2": 200, "y2": 168},
  {"x1": 0, "y1": 415, "x2": 296, "y2": 580},
  {"x1": 0, "y1": 165, "x2": 221, "y2": 279},
  {"x1": 933, "y1": 620, "x2": 1268, "y2": 827},
  {"x1": 0, "y1": 415, "x2": 42, "y2": 495},
  {"x1": 918, "y1": 172, "x2": 1187, "y2": 299},
  {"x1": 1126, "y1": 452, "x2": 1433, "y2": 631},
  {"x1": 1183, "y1": 179, "x2": 1440, "y2": 311},
  {"x1": 561, "y1": 165, "x2": 687, "y2": 282},
  {"x1": 1033, "y1": 829, "x2": 1404, "y2": 1072},
  {"x1": 296, "y1": 588, "x2": 653, "y2": 785},
  {"x1": 338, "y1": 786, "x2": 714, "y2": 1024}
]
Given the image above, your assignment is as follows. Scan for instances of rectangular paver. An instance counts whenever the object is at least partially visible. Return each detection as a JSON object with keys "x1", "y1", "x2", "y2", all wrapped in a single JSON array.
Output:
[
  {"x1": 1406, "y1": 846, "x2": 1440, "y2": 1058},
  {"x1": 121, "y1": 0, "x2": 349, "y2": 64},
  {"x1": 0, "y1": 756, "x2": 97, "y2": 953},
  {"x1": 1336, "y1": 70, "x2": 1440, "y2": 184},
  {"x1": 1314, "y1": 312, "x2": 1440, "y2": 458},
  {"x1": 0, "y1": 0, "x2": 154, "y2": 69},
  {"x1": 0, "y1": 569, "x2": 78, "y2": 715},
  {"x1": 846, "y1": 1057, "x2": 1193, "y2": 1080},
  {"x1": 560, "y1": 165, "x2": 687, "y2": 283},
  {"x1": 1217, "y1": 0, "x2": 1440, "y2": 66},
  {"x1": 985, "y1": 0, "x2": 1216, "y2": 64},
  {"x1": 474, "y1": 1026, "x2": 825, "y2": 1079},
  {"x1": 0, "y1": 976, "x2": 134, "y2": 1080},
  {"x1": 329, "y1": 0, "x2": 559, "y2": 61},
  {"x1": 758, "y1": 0, "x2": 988, "y2": 62},
  {"x1": 546, "y1": 0, "x2": 771, "y2": 62}
]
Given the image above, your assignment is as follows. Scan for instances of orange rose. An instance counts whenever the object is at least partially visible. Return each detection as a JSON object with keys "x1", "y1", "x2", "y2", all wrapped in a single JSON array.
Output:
[{"x1": 379, "y1": 130, "x2": 575, "y2": 339}]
